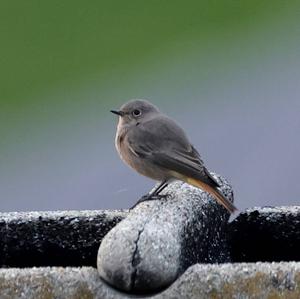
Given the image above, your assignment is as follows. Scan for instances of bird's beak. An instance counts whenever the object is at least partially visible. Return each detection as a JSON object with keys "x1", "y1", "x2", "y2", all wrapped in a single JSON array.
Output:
[{"x1": 110, "y1": 110, "x2": 124, "y2": 116}]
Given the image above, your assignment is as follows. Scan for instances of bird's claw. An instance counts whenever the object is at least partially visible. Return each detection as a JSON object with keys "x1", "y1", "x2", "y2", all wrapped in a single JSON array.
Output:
[{"x1": 130, "y1": 193, "x2": 170, "y2": 210}]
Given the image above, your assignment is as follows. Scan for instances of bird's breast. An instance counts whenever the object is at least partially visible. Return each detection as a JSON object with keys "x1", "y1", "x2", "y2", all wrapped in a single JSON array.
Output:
[
  {"x1": 114, "y1": 128, "x2": 168, "y2": 181},
  {"x1": 115, "y1": 129, "x2": 126, "y2": 160}
]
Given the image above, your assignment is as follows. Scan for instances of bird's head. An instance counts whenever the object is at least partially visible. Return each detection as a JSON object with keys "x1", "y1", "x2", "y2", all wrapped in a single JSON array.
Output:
[{"x1": 111, "y1": 99, "x2": 159, "y2": 126}]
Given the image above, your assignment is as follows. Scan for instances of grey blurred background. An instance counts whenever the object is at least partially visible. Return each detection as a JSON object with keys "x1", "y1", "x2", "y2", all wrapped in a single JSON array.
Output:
[{"x1": 0, "y1": 1, "x2": 299, "y2": 212}]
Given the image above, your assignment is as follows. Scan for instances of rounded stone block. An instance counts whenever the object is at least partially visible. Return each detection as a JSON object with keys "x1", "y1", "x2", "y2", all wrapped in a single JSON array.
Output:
[{"x1": 97, "y1": 174, "x2": 234, "y2": 293}]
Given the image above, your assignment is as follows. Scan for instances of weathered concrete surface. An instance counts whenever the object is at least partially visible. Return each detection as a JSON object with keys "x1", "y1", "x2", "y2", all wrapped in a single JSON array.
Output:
[
  {"x1": 229, "y1": 206, "x2": 300, "y2": 262},
  {"x1": 165, "y1": 262, "x2": 300, "y2": 299},
  {"x1": 98, "y1": 175, "x2": 234, "y2": 293},
  {"x1": 0, "y1": 263, "x2": 299, "y2": 299},
  {"x1": 0, "y1": 210, "x2": 127, "y2": 267}
]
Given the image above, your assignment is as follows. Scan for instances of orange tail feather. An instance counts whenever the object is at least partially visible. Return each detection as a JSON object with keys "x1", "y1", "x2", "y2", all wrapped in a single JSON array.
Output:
[{"x1": 186, "y1": 177, "x2": 237, "y2": 213}]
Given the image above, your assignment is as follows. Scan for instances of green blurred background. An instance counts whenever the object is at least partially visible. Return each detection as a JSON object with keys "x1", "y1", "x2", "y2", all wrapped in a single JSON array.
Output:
[{"x1": 1, "y1": 1, "x2": 300, "y2": 211}]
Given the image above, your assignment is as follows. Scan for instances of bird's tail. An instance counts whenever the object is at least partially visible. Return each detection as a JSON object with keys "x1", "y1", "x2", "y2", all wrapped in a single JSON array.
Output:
[{"x1": 185, "y1": 177, "x2": 237, "y2": 213}]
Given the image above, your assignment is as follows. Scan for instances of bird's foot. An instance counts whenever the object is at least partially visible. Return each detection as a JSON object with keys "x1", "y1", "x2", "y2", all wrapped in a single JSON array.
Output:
[{"x1": 130, "y1": 193, "x2": 170, "y2": 210}]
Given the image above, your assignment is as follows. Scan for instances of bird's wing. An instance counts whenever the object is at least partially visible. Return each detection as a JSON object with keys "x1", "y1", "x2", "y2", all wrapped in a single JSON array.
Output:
[
  {"x1": 150, "y1": 148, "x2": 220, "y2": 188},
  {"x1": 127, "y1": 116, "x2": 219, "y2": 188}
]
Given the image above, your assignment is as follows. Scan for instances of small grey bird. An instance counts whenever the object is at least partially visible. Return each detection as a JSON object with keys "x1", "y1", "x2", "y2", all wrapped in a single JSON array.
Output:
[{"x1": 111, "y1": 99, "x2": 237, "y2": 213}]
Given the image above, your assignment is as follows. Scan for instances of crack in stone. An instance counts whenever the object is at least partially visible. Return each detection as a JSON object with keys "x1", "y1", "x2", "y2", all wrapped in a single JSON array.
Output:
[
  {"x1": 128, "y1": 195, "x2": 176, "y2": 291},
  {"x1": 130, "y1": 228, "x2": 143, "y2": 290}
]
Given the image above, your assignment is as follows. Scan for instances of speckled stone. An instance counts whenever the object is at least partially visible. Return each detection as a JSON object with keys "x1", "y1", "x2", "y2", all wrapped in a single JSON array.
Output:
[
  {"x1": 229, "y1": 206, "x2": 300, "y2": 262},
  {"x1": 163, "y1": 262, "x2": 300, "y2": 299},
  {"x1": 0, "y1": 210, "x2": 127, "y2": 267},
  {"x1": 0, "y1": 262, "x2": 299, "y2": 298},
  {"x1": 97, "y1": 174, "x2": 234, "y2": 293}
]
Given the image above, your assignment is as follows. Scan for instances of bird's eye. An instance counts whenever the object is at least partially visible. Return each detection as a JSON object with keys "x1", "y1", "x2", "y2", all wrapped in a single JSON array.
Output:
[{"x1": 132, "y1": 109, "x2": 141, "y2": 117}]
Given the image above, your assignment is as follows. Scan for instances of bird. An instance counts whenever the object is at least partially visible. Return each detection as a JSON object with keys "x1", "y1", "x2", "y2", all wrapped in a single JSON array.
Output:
[{"x1": 110, "y1": 99, "x2": 237, "y2": 213}]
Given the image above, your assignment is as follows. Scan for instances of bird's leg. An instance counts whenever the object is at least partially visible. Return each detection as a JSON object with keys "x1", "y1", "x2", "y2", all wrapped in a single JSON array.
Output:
[
  {"x1": 152, "y1": 180, "x2": 169, "y2": 196},
  {"x1": 130, "y1": 180, "x2": 169, "y2": 209}
]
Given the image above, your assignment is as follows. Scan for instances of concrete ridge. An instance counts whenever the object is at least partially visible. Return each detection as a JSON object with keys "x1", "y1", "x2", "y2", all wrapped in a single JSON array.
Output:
[{"x1": 0, "y1": 262, "x2": 299, "y2": 298}]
